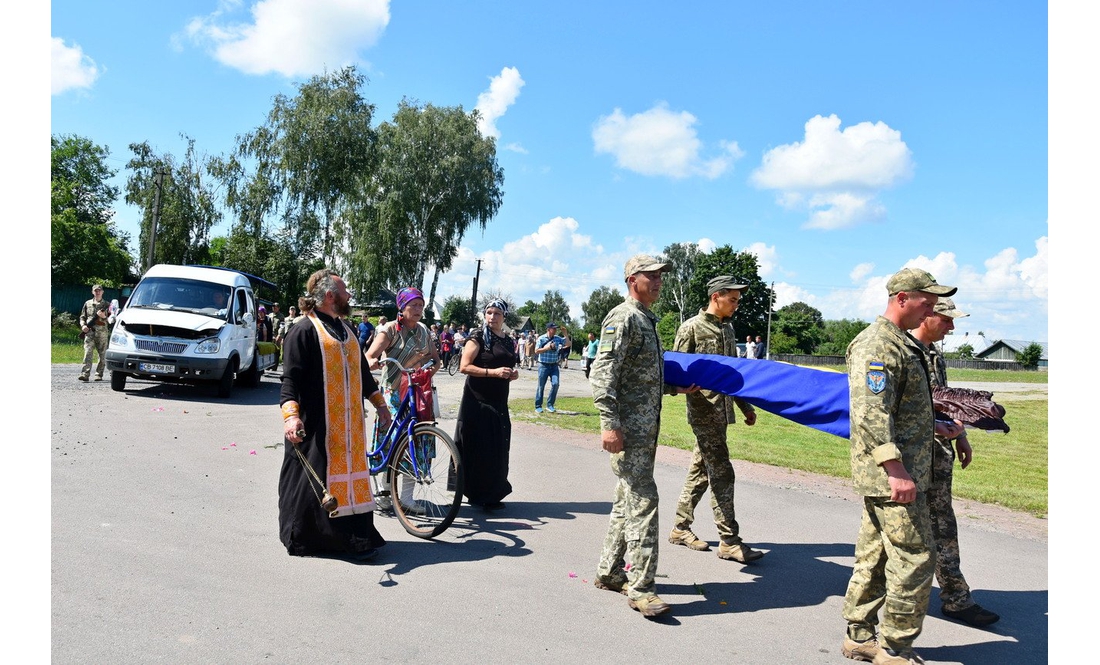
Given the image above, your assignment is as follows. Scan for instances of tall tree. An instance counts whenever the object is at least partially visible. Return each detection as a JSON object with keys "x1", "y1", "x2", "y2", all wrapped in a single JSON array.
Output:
[
  {"x1": 773, "y1": 301, "x2": 826, "y2": 354},
  {"x1": 656, "y1": 241, "x2": 701, "y2": 322},
  {"x1": 581, "y1": 285, "x2": 624, "y2": 336},
  {"x1": 51, "y1": 134, "x2": 134, "y2": 285},
  {"x1": 211, "y1": 66, "x2": 377, "y2": 275},
  {"x1": 537, "y1": 290, "x2": 574, "y2": 330},
  {"x1": 816, "y1": 318, "x2": 870, "y2": 355},
  {"x1": 350, "y1": 99, "x2": 504, "y2": 311},
  {"x1": 126, "y1": 136, "x2": 222, "y2": 270},
  {"x1": 688, "y1": 245, "x2": 773, "y2": 337},
  {"x1": 440, "y1": 294, "x2": 477, "y2": 328}
]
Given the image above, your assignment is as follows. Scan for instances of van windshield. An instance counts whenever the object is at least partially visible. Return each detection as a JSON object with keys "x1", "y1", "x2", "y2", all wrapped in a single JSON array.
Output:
[{"x1": 126, "y1": 277, "x2": 232, "y2": 320}]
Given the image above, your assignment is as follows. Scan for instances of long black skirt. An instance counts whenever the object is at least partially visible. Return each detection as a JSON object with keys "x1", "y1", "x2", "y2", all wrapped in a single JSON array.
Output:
[{"x1": 453, "y1": 389, "x2": 513, "y2": 506}]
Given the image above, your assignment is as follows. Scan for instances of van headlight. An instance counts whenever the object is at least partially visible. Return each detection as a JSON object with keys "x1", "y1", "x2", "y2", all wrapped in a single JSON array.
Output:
[
  {"x1": 195, "y1": 337, "x2": 221, "y2": 354},
  {"x1": 110, "y1": 331, "x2": 129, "y2": 347}
]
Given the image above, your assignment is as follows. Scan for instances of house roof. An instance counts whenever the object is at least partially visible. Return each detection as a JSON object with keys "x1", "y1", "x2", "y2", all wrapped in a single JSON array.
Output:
[{"x1": 975, "y1": 339, "x2": 1048, "y2": 360}]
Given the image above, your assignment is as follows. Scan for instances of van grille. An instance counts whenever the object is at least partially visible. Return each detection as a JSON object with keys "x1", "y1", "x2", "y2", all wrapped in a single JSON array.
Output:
[{"x1": 135, "y1": 339, "x2": 188, "y2": 354}]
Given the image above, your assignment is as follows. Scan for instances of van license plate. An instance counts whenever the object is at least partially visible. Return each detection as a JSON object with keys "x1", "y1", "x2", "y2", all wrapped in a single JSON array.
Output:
[{"x1": 139, "y1": 362, "x2": 176, "y2": 374}]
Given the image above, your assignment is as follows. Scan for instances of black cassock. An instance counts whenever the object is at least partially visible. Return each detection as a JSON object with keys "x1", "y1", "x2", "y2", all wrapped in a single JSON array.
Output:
[{"x1": 278, "y1": 311, "x2": 386, "y2": 556}]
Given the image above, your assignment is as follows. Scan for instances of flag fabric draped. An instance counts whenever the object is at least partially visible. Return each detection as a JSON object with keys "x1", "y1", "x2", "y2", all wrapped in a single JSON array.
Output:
[{"x1": 663, "y1": 352, "x2": 851, "y2": 439}]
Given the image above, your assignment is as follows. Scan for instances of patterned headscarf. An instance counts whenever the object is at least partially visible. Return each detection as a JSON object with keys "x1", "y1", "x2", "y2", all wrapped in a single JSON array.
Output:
[
  {"x1": 395, "y1": 287, "x2": 424, "y2": 311},
  {"x1": 484, "y1": 299, "x2": 509, "y2": 347}
]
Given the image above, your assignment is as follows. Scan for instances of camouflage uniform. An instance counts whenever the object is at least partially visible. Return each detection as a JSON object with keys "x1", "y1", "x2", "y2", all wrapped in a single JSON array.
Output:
[
  {"x1": 672, "y1": 309, "x2": 755, "y2": 544},
  {"x1": 924, "y1": 344, "x2": 973, "y2": 612},
  {"x1": 79, "y1": 297, "x2": 111, "y2": 380},
  {"x1": 843, "y1": 316, "x2": 937, "y2": 653},
  {"x1": 592, "y1": 296, "x2": 675, "y2": 600}
]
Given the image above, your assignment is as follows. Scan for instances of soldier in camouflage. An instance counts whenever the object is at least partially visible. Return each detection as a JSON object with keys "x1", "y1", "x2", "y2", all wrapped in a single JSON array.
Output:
[
  {"x1": 591, "y1": 254, "x2": 698, "y2": 619},
  {"x1": 911, "y1": 298, "x2": 1000, "y2": 628},
  {"x1": 78, "y1": 284, "x2": 111, "y2": 382},
  {"x1": 668, "y1": 275, "x2": 765, "y2": 563},
  {"x1": 841, "y1": 268, "x2": 964, "y2": 665}
]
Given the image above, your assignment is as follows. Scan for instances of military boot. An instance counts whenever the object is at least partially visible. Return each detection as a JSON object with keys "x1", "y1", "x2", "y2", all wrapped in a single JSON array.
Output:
[
  {"x1": 842, "y1": 636, "x2": 881, "y2": 662},
  {"x1": 628, "y1": 594, "x2": 671, "y2": 617},
  {"x1": 717, "y1": 540, "x2": 765, "y2": 563},
  {"x1": 668, "y1": 527, "x2": 711, "y2": 551},
  {"x1": 872, "y1": 648, "x2": 924, "y2": 665}
]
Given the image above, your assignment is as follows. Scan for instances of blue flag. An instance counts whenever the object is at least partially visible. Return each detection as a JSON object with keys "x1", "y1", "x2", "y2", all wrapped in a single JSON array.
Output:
[{"x1": 663, "y1": 352, "x2": 850, "y2": 439}]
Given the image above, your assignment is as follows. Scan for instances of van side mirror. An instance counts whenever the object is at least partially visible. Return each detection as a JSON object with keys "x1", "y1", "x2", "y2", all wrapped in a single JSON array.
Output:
[{"x1": 240, "y1": 311, "x2": 255, "y2": 326}]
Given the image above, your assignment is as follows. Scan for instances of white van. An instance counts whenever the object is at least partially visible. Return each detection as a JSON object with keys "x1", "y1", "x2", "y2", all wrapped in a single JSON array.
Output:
[{"x1": 106, "y1": 264, "x2": 277, "y2": 397}]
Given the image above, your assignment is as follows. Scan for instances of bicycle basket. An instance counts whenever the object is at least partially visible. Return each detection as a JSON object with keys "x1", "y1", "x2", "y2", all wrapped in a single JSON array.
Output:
[{"x1": 399, "y1": 368, "x2": 436, "y2": 422}]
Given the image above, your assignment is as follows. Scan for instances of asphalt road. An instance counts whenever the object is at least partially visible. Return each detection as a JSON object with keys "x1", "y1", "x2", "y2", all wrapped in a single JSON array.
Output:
[{"x1": 51, "y1": 362, "x2": 1048, "y2": 663}]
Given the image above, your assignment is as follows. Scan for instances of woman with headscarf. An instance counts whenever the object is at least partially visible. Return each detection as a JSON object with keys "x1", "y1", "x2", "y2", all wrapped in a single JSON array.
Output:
[
  {"x1": 365, "y1": 287, "x2": 441, "y2": 509},
  {"x1": 452, "y1": 299, "x2": 519, "y2": 510}
]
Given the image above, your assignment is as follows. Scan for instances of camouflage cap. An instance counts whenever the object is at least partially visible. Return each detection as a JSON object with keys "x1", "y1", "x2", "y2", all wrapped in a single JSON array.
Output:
[
  {"x1": 92, "y1": 284, "x2": 104, "y2": 291},
  {"x1": 707, "y1": 275, "x2": 748, "y2": 296},
  {"x1": 623, "y1": 253, "x2": 671, "y2": 279},
  {"x1": 886, "y1": 268, "x2": 957, "y2": 297},
  {"x1": 933, "y1": 297, "x2": 969, "y2": 318}
]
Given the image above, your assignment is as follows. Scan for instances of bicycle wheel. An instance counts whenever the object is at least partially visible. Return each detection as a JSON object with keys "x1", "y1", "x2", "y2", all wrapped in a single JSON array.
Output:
[
  {"x1": 389, "y1": 423, "x2": 463, "y2": 538},
  {"x1": 447, "y1": 353, "x2": 461, "y2": 376}
]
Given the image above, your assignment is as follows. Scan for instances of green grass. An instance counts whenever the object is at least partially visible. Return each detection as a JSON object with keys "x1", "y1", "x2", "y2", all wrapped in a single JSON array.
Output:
[
  {"x1": 947, "y1": 367, "x2": 1048, "y2": 383},
  {"x1": 509, "y1": 389, "x2": 1048, "y2": 518},
  {"x1": 52, "y1": 325, "x2": 86, "y2": 363}
]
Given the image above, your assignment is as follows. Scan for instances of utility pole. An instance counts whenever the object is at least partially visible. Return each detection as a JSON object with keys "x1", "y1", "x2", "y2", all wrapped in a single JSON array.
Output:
[
  {"x1": 470, "y1": 259, "x2": 483, "y2": 322},
  {"x1": 144, "y1": 169, "x2": 165, "y2": 272},
  {"x1": 764, "y1": 280, "x2": 775, "y2": 360}
]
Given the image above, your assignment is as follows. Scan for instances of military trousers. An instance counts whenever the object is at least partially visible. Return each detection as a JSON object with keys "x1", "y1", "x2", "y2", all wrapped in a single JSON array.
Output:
[
  {"x1": 929, "y1": 437, "x2": 972, "y2": 611},
  {"x1": 596, "y1": 431, "x2": 660, "y2": 600},
  {"x1": 673, "y1": 421, "x2": 741, "y2": 544},
  {"x1": 81, "y1": 325, "x2": 109, "y2": 379},
  {"x1": 843, "y1": 493, "x2": 935, "y2": 652}
]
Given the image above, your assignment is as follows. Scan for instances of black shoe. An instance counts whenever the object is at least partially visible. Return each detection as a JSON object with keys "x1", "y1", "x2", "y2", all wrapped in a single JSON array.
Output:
[
  {"x1": 942, "y1": 603, "x2": 1000, "y2": 627},
  {"x1": 78, "y1": 376, "x2": 89, "y2": 382},
  {"x1": 349, "y1": 547, "x2": 379, "y2": 562},
  {"x1": 485, "y1": 501, "x2": 506, "y2": 511}
]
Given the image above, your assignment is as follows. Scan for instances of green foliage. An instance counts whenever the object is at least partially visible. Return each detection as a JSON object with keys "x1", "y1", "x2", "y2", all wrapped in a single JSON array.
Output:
[
  {"x1": 52, "y1": 308, "x2": 77, "y2": 328},
  {"x1": 773, "y1": 301, "x2": 825, "y2": 354},
  {"x1": 767, "y1": 330, "x2": 800, "y2": 354},
  {"x1": 581, "y1": 286, "x2": 624, "y2": 336},
  {"x1": 1016, "y1": 342, "x2": 1044, "y2": 369},
  {"x1": 51, "y1": 134, "x2": 134, "y2": 285},
  {"x1": 212, "y1": 66, "x2": 377, "y2": 278},
  {"x1": 655, "y1": 241, "x2": 702, "y2": 321},
  {"x1": 815, "y1": 318, "x2": 869, "y2": 355},
  {"x1": 656, "y1": 311, "x2": 679, "y2": 350},
  {"x1": 126, "y1": 136, "x2": 222, "y2": 271},
  {"x1": 688, "y1": 246, "x2": 772, "y2": 337},
  {"x1": 440, "y1": 294, "x2": 476, "y2": 328},
  {"x1": 352, "y1": 98, "x2": 504, "y2": 309}
]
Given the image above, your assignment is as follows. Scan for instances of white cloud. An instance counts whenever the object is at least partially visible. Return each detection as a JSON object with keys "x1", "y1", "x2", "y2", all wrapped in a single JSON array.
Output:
[
  {"x1": 592, "y1": 103, "x2": 742, "y2": 179},
  {"x1": 503, "y1": 142, "x2": 528, "y2": 154},
  {"x1": 817, "y1": 239, "x2": 1049, "y2": 342},
  {"x1": 184, "y1": 0, "x2": 390, "y2": 77},
  {"x1": 751, "y1": 114, "x2": 914, "y2": 229},
  {"x1": 696, "y1": 237, "x2": 718, "y2": 254},
  {"x1": 52, "y1": 37, "x2": 101, "y2": 95},
  {"x1": 475, "y1": 66, "x2": 525, "y2": 140},
  {"x1": 773, "y1": 282, "x2": 817, "y2": 309},
  {"x1": 744, "y1": 242, "x2": 779, "y2": 278}
]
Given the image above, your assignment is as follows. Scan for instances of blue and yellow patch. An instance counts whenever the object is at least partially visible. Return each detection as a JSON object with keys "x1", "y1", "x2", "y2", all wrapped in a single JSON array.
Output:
[
  {"x1": 866, "y1": 361, "x2": 886, "y2": 394},
  {"x1": 598, "y1": 325, "x2": 617, "y2": 353}
]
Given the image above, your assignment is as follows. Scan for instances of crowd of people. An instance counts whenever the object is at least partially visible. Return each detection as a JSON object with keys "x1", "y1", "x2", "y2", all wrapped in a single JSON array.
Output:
[{"x1": 265, "y1": 257, "x2": 996, "y2": 663}]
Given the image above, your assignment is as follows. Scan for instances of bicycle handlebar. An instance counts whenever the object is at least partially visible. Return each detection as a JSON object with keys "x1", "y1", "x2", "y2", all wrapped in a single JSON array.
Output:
[{"x1": 378, "y1": 356, "x2": 435, "y2": 374}]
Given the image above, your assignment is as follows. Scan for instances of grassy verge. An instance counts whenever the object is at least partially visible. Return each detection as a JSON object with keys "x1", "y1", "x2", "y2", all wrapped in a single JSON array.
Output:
[
  {"x1": 947, "y1": 367, "x2": 1048, "y2": 383},
  {"x1": 509, "y1": 391, "x2": 1048, "y2": 517},
  {"x1": 52, "y1": 325, "x2": 86, "y2": 363}
]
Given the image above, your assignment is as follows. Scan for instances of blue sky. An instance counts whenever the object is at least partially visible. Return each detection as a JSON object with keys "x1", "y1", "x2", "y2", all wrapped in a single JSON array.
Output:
[{"x1": 49, "y1": 0, "x2": 1050, "y2": 344}]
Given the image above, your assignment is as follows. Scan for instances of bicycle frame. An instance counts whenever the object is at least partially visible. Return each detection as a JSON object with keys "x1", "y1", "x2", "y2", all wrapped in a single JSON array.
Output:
[{"x1": 367, "y1": 358, "x2": 434, "y2": 478}]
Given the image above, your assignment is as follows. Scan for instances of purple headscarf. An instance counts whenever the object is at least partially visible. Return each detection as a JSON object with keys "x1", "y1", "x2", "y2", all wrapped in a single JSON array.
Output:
[{"x1": 395, "y1": 287, "x2": 424, "y2": 311}]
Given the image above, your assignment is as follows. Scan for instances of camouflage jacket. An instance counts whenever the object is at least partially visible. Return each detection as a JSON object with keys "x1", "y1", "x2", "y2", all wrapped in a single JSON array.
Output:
[
  {"x1": 926, "y1": 345, "x2": 948, "y2": 389},
  {"x1": 590, "y1": 297, "x2": 674, "y2": 434},
  {"x1": 846, "y1": 315, "x2": 935, "y2": 496},
  {"x1": 79, "y1": 298, "x2": 110, "y2": 328},
  {"x1": 673, "y1": 309, "x2": 752, "y2": 427}
]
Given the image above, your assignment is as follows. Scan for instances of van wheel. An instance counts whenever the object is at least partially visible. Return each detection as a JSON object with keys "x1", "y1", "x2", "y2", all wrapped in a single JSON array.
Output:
[
  {"x1": 110, "y1": 371, "x2": 127, "y2": 392},
  {"x1": 217, "y1": 359, "x2": 237, "y2": 398},
  {"x1": 237, "y1": 354, "x2": 260, "y2": 388}
]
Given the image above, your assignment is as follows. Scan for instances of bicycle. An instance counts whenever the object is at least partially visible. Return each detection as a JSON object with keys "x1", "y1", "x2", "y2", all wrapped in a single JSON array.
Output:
[
  {"x1": 368, "y1": 358, "x2": 463, "y2": 538},
  {"x1": 446, "y1": 350, "x2": 462, "y2": 376}
]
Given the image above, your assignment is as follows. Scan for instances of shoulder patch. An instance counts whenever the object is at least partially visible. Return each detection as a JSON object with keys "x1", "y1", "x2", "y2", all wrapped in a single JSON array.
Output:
[
  {"x1": 598, "y1": 325, "x2": 617, "y2": 353},
  {"x1": 866, "y1": 361, "x2": 887, "y2": 394}
]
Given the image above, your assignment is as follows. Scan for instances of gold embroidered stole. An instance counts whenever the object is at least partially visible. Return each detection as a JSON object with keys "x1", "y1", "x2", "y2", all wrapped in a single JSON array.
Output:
[{"x1": 307, "y1": 313, "x2": 374, "y2": 515}]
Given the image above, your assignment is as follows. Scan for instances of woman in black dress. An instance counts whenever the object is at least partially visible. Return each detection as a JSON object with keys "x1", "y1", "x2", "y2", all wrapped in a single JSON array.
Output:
[{"x1": 453, "y1": 299, "x2": 519, "y2": 510}]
